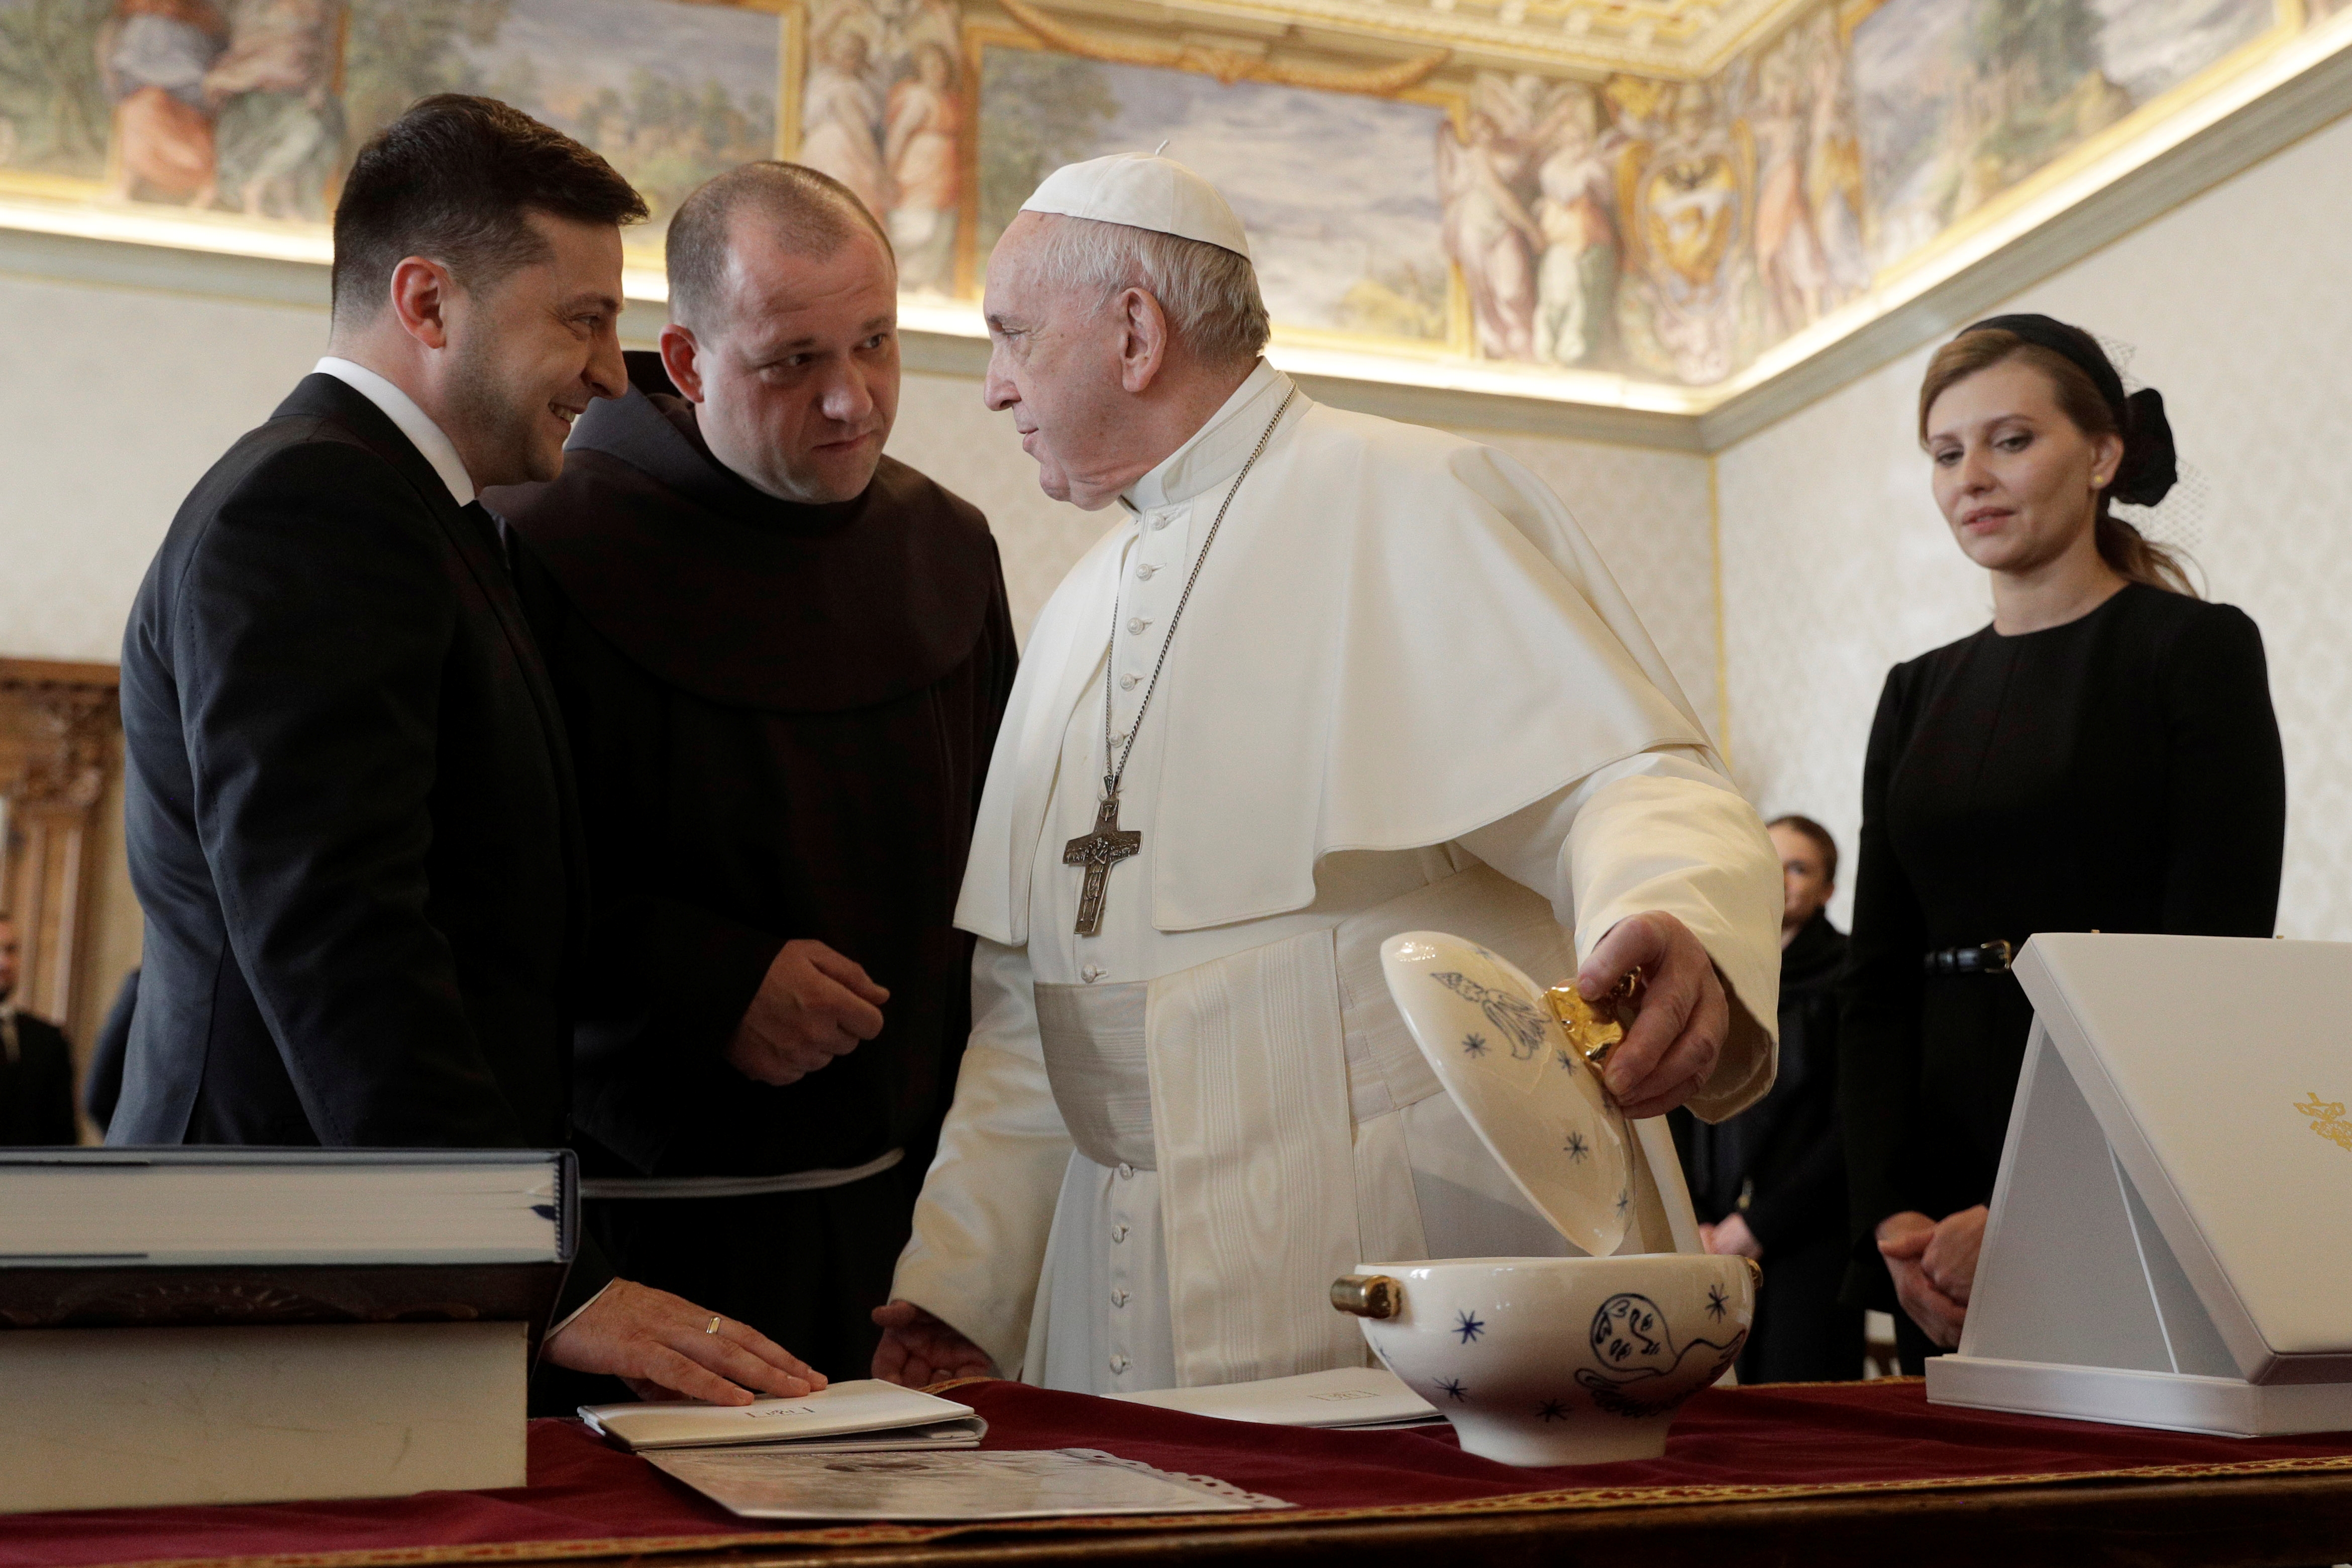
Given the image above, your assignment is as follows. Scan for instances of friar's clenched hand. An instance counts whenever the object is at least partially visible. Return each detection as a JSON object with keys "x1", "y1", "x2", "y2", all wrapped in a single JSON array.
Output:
[
  {"x1": 1574, "y1": 910, "x2": 1731, "y2": 1121},
  {"x1": 727, "y1": 939, "x2": 889, "y2": 1086}
]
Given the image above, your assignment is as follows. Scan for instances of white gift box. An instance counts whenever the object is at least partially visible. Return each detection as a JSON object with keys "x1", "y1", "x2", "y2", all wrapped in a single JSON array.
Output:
[{"x1": 1927, "y1": 933, "x2": 2352, "y2": 1436}]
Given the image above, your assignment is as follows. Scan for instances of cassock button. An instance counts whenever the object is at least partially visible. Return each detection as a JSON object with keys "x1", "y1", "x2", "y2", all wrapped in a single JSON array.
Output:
[
  {"x1": 1112, "y1": 1289, "x2": 1129, "y2": 1307},
  {"x1": 1119, "y1": 673, "x2": 1140, "y2": 690},
  {"x1": 1113, "y1": 1223, "x2": 1129, "y2": 1243},
  {"x1": 1116, "y1": 1162, "x2": 1135, "y2": 1180},
  {"x1": 1136, "y1": 563, "x2": 1158, "y2": 580},
  {"x1": 1127, "y1": 617, "x2": 1151, "y2": 635},
  {"x1": 1082, "y1": 965, "x2": 1106, "y2": 983},
  {"x1": 1110, "y1": 1354, "x2": 1130, "y2": 1374}
]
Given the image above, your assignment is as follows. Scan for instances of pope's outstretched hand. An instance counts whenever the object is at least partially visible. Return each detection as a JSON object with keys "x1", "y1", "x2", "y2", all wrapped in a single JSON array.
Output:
[
  {"x1": 872, "y1": 1299, "x2": 993, "y2": 1387},
  {"x1": 545, "y1": 1279, "x2": 826, "y2": 1403},
  {"x1": 1574, "y1": 910, "x2": 1731, "y2": 1121}
]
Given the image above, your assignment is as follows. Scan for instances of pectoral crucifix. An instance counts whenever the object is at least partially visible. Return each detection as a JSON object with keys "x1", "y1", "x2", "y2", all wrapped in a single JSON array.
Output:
[{"x1": 1064, "y1": 794, "x2": 1142, "y2": 937}]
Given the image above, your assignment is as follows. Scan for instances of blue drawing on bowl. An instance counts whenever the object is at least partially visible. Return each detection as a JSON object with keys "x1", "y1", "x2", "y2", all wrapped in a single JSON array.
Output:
[
  {"x1": 1576, "y1": 1292, "x2": 1747, "y2": 1418},
  {"x1": 1555, "y1": 1047, "x2": 1578, "y2": 1072},
  {"x1": 1437, "y1": 1377, "x2": 1469, "y2": 1402},
  {"x1": 1564, "y1": 1131, "x2": 1591, "y2": 1164},
  {"x1": 1592, "y1": 1292, "x2": 1668, "y2": 1368},
  {"x1": 1536, "y1": 1398, "x2": 1569, "y2": 1422},
  {"x1": 1705, "y1": 1284, "x2": 1729, "y2": 1321},
  {"x1": 1429, "y1": 971, "x2": 1549, "y2": 1060},
  {"x1": 1615, "y1": 1186, "x2": 1631, "y2": 1216},
  {"x1": 1454, "y1": 1309, "x2": 1486, "y2": 1343},
  {"x1": 1462, "y1": 1032, "x2": 1489, "y2": 1058}
]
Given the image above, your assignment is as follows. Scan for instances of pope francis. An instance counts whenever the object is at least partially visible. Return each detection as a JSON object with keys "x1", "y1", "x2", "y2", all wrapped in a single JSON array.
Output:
[{"x1": 871, "y1": 154, "x2": 1782, "y2": 1396}]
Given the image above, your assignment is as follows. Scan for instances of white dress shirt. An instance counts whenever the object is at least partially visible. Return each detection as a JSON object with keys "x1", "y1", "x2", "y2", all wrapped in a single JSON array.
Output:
[{"x1": 312, "y1": 357, "x2": 476, "y2": 506}]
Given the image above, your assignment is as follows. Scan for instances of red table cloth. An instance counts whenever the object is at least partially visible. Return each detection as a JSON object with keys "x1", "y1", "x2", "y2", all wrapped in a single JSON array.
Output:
[{"x1": 7, "y1": 1378, "x2": 2351, "y2": 1567}]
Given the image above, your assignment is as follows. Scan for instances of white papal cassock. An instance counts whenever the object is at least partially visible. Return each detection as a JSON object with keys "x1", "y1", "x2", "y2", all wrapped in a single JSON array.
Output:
[{"x1": 891, "y1": 361, "x2": 1783, "y2": 1396}]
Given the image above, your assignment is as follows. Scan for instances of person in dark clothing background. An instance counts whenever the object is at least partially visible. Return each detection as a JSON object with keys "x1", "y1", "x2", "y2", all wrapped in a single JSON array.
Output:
[
  {"x1": 487, "y1": 163, "x2": 1018, "y2": 1385},
  {"x1": 1674, "y1": 815, "x2": 1859, "y2": 1383},
  {"x1": 0, "y1": 916, "x2": 79, "y2": 1146},
  {"x1": 1840, "y1": 315, "x2": 2285, "y2": 1374}
]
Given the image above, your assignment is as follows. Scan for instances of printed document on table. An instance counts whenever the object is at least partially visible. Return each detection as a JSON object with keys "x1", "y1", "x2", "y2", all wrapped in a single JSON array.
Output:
[
  {"x1": 645, "y1": 1447, "x2": 1292, "y2": 1521},
  {"x1": 1110, "y1": 1367, "x2": 1441, "y2": 1428}
]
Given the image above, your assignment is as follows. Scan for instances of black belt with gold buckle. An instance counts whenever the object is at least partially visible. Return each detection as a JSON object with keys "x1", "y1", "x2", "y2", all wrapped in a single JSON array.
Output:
[{"x1": 1923, "y1": 939, "x2": 2014, "y2": 976}]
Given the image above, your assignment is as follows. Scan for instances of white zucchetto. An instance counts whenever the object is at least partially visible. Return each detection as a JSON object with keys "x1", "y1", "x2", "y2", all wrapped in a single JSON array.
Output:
[{"x1": 1019, "y1": 153, "x2": 1253, "y2": 261}]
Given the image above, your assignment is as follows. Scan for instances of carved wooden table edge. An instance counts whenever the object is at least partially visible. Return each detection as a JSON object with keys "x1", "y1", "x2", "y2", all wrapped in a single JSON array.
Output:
[{"x1": 428, "y1": 1470, "x2": 2352, "y2": 1568}]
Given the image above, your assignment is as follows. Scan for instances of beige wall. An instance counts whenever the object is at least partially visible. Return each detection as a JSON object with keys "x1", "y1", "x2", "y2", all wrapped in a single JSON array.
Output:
[
  {"x1": 0, "y1": 268, "x2": 1719, "y2": 1060},
  {"x1": 1716, "y1": 108, "x2": 2352, "y2": 938}
]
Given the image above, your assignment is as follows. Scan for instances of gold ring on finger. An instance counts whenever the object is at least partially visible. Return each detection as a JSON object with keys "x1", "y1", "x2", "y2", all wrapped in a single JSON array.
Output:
[{"x1": 706, "y1": 1315, "x2": 724, "y2": 1336}]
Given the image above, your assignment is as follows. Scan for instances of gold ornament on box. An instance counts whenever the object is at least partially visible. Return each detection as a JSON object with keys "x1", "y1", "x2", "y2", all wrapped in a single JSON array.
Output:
[{"x1": 2295, "y1": 1092, "x2": 2352, "y2": 1155}]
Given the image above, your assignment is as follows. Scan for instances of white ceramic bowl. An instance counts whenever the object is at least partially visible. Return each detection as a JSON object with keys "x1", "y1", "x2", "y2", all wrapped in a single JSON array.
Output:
[{"x1": 1336, "y1": 1255, "x2": 1757, "y2": 1466}]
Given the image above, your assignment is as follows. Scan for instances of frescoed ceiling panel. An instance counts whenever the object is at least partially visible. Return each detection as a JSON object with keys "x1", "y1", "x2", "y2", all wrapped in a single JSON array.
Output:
[
  {"x1": 1030, "y1": 0, "x2": 1814, "y2": 77},
  {"x1": 0, "y1": 0, "x2": 2345, "y2": 426}
]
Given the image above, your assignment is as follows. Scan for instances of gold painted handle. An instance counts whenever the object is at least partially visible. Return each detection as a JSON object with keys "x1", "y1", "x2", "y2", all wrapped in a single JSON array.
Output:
[
  {"x1": 1544, "y1": 978, "x2": 1634, "y2": 1074},
  {"x1": 1330, "y1": 1274, "x2": 1404, "y2": 1319}
]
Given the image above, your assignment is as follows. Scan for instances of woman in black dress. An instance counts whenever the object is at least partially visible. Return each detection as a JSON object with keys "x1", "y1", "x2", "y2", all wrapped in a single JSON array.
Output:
[{"x1": 1839, "y1": 315, "x2": 2285, "y2": 1372}]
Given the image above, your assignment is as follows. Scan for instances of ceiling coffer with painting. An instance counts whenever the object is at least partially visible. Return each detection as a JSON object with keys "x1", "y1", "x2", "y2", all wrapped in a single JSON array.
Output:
[{"x1": 0, "y1": 0, "x2": 2337, "y2": 407}]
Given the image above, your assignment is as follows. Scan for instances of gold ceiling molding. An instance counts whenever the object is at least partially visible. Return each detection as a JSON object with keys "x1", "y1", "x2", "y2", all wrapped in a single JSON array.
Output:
[
  {"x1": 1030, "y1": 0, "x2": 1808, "y2": 77},
  {"x1": 997, "y1": 0, "x2": 1450, "y2": 90}
]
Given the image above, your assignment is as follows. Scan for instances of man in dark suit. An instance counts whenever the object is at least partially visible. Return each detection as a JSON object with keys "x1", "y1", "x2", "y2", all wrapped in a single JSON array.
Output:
[
  {"x1": 115, "y1": 94, "x2": 821, "y2": 1405},
  {"x1": 1672, "y1": 814, "x2": 1861, "y2": 1382},
  {"x1": 0, "y1": 917, "x2": 78, "y2": 1146}
]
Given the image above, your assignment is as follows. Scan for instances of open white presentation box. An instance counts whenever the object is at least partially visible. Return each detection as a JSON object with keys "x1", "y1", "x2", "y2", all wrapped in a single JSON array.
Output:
[{"x1": 1927, "y1": 933, "x2": 2352, "y2": 1437}]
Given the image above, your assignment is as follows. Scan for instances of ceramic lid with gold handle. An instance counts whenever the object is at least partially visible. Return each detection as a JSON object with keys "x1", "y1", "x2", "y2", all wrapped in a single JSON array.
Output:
[{"x1": 1377, "y1": 931, "x2": 1634, "y2": 1257}]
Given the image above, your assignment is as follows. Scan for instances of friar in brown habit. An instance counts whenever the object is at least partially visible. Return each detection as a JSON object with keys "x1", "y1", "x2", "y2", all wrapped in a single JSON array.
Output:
[{"x1": 485, "y1": 163, "x2": 1016, "y2": 1382}]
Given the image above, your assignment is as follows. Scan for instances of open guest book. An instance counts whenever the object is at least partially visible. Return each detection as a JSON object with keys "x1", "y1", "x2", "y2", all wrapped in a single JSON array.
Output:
[
  {"x1": 0, "y1": 1148, "x2": 577, "y2": 1513},
  {"x1": 1929, "y1": 935, "x2": 2352, "y2": 1436},
  {"x1": 583, "y1": 1380, "x2": 985, "y2": 1452}
]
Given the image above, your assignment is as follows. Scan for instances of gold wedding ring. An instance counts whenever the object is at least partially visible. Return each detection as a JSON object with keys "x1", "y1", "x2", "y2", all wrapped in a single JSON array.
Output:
[{"x1": 705, "y1": 1315, "x2": 723, "y2": 1336}]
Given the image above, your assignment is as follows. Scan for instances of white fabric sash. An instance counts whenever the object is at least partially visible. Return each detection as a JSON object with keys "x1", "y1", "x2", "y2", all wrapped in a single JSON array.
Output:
[{"x1": 1034, "y1": 984, "x2": 1154, "y2": 1171}]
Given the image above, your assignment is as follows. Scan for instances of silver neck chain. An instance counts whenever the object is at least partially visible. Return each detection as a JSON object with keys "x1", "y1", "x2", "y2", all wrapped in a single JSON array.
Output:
[{"x1": 1101, "y1": 387, "x2": 1297, "y2": 801}]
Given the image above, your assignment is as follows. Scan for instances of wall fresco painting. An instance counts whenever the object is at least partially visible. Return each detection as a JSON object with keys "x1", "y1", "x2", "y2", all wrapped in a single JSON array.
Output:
[
  {"x1": 802, "y1": 0, "x2": 959, "y2": 294},
  {"x1": 1852, "y1": 0, "x2": 2279, "y2": 272},
  {"x1": 974, "y1": 41, "x2": 1457, "y2": 348},
  {"x1": 420, "y1": 0, "x2": 786, "y2": 248},
  {"x1": 0, "y1": 0, "x2": 789, "y2": 250}
]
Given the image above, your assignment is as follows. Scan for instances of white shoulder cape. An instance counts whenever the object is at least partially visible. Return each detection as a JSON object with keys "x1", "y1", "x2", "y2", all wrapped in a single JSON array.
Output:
[{"x1": 956, "y1": 394, "x2": 1717, "y2": 946}]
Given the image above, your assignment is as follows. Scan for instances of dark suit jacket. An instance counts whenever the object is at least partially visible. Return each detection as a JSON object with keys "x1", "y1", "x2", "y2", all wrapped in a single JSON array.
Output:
[
  {"x1": 83, "y1": 967, "x2": 138, "y2": 1137},
  {"x1": 113, "y1": 373, "x2": 589, "y2": 1169},
  {"x1": 0, "y1": 1010, "x2": 79, "y2": 1146}
]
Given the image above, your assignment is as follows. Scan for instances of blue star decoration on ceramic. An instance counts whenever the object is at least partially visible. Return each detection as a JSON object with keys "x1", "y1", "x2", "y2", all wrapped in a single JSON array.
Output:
[
  {"x1": 1706, "y1": 1284, "x2": 1730, "y2": 1322},
  {"x1": 1462, "y1": 1032, "x2": 1488, "y2": 1058},
  {"x1": 1555, "y1": 1048, "x2": 1577, "y2": 1072},
  {"x1": 1564, "y1": 1131, "x2": 1591, "y2": 1163},
  {"x1": 1615, "y1": 1187, "x2": 1632, "y2": 1216},
  {"x1": 1537, "y1": 1398, "x2": 1569, "y2": 1423},
  {"x1": 1438, "y1": 1378, "x2": 1469, "y2": 1402},
  {"x1": 1454, "y1": 1310, "x2": 1486, "y2": 1344}
]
